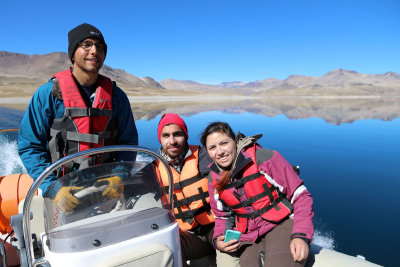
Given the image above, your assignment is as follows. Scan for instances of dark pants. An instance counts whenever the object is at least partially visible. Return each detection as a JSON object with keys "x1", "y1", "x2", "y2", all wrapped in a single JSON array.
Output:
[
  {"x1": 239, "y1": 219, "x2": 308, "y2": 267},
  {"x1": 180, "y1": 223, "x2": 216, "y2": 264}
]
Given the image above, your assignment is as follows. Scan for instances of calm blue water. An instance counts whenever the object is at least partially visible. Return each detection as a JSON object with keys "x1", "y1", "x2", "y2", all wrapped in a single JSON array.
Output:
[
  {"x1": 1, "y1": 108, "x2": 399, "y2": 266},
  {"x1": 137, "y1": 112, "x2": 400, "y2": 267}
]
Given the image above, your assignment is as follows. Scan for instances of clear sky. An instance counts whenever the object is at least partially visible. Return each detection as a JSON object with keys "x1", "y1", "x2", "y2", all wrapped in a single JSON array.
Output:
[{"x1": 1, "y1": 0, "x2": 399, "y2": 84}]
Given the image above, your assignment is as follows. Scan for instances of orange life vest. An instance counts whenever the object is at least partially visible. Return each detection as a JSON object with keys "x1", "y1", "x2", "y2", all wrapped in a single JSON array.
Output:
[
  {"x1": 211, "y1": 144, "x2": 293, "y2": 233},
  {"x1": 156, "y1": 145, "x2": 215, "y2": 231}
]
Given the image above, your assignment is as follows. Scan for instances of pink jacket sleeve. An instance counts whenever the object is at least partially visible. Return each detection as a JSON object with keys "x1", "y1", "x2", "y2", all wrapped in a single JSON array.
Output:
[{"x1": 258, "y1": 150, "x2": 314, "y2": 241}]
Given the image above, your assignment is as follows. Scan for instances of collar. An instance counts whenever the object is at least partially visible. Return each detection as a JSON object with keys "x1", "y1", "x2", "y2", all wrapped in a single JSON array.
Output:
[{"x1": 158, "y1": 145, "x2": 190, "y2": 173}]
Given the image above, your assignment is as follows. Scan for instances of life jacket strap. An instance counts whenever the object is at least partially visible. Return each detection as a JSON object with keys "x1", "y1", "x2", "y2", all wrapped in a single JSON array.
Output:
[
  {"x1": 174, "y1": 189, "x2": 210, "y2": 208},
  {"x1": 174, "y1": 203, "x2": 212, "y2": 220},
  {"x1": 173, "y1": 194, "x2": 194, "y2": 224},
  {"x1": 235, "y1": 195, "x2": 285, "y2": 219},
  {"x1": 49, "y1": 130, "x2": 65, "y2": 164},
  {"x1": 176, "y1": 187, "x2": 212, "y2": 216},
  {"x1": 199, "y1": 187, "x2": 213, "y2": 215},
  {"x1": 230, "y1": 190, "x2": 269, "y2": 209},
  {"x1": 164, "y1": 173, "x2": 203, "y2": 192},
  {"x1": 224, "y1": 172, "x2": 260, "y2": 189},
  {"x1": 77, "y1": 154, "x2": 110, "y2": 170},
  {"x1": 50, "y1": 128, "x2": 115, "y2": 145},
  {"x1": 65, "y1": 107, "x2": 112, "y2": 117}
]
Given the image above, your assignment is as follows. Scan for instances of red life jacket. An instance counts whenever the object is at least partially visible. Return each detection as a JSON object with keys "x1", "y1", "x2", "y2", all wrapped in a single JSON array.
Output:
[
  {"x1": 156, "y1": 145, "x2": 215, "y2": 231},
  {"x1": 49, "y1": 69, "x2": 117, "y2": 174},
  {"x1": 212, "y1": 144, "x2": 293, "y2": 233}
]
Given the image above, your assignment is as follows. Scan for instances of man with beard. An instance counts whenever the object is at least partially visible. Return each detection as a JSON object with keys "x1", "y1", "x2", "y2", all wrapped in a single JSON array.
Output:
[{"x1": 155, "y1": 113, "x2": 218, "y2": 266}]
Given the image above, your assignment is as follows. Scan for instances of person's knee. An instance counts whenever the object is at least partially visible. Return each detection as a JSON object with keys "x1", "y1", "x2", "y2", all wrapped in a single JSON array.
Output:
[{"x1": 217, "y1": 250, "x2": 240, "y2": 267}]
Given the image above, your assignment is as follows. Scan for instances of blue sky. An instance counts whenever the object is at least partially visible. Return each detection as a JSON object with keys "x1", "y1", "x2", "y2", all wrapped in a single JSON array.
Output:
[{"x1": 1, "y1": 0, "x2": 399, "y2": 84}]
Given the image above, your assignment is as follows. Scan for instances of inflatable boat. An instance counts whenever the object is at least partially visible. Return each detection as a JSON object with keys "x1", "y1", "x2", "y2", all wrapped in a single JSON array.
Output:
[{"x1": 0, "y1": 144, "x2": 381, "y2": 267}]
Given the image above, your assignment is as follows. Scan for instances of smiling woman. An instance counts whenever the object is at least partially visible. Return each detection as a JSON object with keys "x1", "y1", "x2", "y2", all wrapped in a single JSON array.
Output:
[
  {"x1": 200, "y1": 121, "x2": 314, "y2": 266},
  {"x1": 205, "y1": 131, "x2": 237, "y2": 170}
]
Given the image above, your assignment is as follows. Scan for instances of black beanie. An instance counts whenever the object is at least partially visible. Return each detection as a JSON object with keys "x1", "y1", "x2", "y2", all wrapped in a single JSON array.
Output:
[{"x1": 68, "y1": 23, "x2": 107, "y2": 62}]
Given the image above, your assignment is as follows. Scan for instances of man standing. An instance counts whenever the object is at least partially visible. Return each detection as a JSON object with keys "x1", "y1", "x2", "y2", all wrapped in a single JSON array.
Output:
[
  {"x1": 155, "y1": 113, "x2": 216, "y2": 265},
  {"x1": 18, "y1": 23, "x2": 138, "y2": 201}
]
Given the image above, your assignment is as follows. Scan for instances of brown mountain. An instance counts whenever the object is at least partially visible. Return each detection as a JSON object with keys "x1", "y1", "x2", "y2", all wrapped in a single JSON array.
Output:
[
  {"x1": 159, "y1": 79, "x2": 223, "y2": 92},
  {"x1": 0, "y1": 51, "x2": 70, "y2": 80},
  {"x1": 160, "y1": 69, "x2": 400, "y2": 96},
  {"x1": 1, "y1": 51, "x2": 399, "y2": 97},
  {"x1": 241, "y1": 78, "x2": 284, "y2": 91},
  {"x1": 0, "y1": 51, "x2": 165, "y2": 91}
]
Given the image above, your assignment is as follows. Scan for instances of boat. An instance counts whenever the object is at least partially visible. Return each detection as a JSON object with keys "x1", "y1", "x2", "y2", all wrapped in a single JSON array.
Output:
[
  {"x1": 1, "y1": 145, "x2": 181, "y2": 267},
  {"x1": 0, "y1": 137, "x2": 382, "y2": 266}
]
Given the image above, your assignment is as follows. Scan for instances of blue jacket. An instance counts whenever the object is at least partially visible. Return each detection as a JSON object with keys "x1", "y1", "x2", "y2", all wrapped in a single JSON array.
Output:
[{"x1": 18, "y1": 76, "x2": 138, "y2": 193}]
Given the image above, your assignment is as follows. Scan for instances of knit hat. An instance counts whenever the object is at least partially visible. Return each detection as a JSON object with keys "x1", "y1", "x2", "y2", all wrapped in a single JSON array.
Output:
[
  {"x1": 157, "y1": 113, "x2": 188, "y2": 143},
  {"x1": 68, "y1": 23, "x2": 107, "y2": 62}
]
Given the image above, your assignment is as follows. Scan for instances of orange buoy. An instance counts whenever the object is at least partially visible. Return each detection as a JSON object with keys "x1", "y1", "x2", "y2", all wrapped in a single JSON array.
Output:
[{"x1": 0, "y1": 173, "x2": 37, "y2": 234}]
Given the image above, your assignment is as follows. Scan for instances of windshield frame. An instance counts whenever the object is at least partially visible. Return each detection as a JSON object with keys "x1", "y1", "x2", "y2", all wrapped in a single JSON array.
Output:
[{"x1": 21, "y1": 145, "x2": 174, "y2": 266}]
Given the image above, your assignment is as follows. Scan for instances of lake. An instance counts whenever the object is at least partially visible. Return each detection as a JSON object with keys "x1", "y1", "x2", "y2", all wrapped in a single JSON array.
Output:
[{"x1": 0, "y1": 101, "x2": 399, "y2": 267}]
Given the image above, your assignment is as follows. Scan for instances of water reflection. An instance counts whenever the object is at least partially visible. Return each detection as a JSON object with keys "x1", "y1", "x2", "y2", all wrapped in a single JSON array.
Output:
[
  {"x1": 137, "y1": 111, "x2": 399, "y2": 267},
  {"x1": 1, "y1": 97, "x2": 400, "y2": 126},
  {"x1": 131, "y1": 96, "x2": 400, "y2": 125}
]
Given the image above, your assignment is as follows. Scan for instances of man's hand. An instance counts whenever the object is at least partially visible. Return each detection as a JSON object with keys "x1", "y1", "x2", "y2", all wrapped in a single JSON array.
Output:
[
  {"x1": 97, "y1": 176, "x2": 124, "y2": 199},
  {"x1": 290, "y1": 238, "x2": 309, "y2": 262},
  {"x1": 54, "y1": 186, "x2": 83, "y2": 212},
  {"x1": 216, "y1": 235, "x2": 240, "y2": 253}
]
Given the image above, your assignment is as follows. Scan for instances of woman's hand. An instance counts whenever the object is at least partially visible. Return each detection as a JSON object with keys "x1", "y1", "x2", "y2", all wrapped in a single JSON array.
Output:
[
  {"x1": 216, "y1": 235, "x2": 240, "y2": 253},
  {"x1": 290, "y1": 238, "x2": 309, "y2": 262}
]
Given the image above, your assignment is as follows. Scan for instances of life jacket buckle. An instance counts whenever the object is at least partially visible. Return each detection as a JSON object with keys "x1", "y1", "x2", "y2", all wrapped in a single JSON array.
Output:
[
  {"x1": 181, "y1": 210, "x2": 195, "y2": 219},
  {"x1": 87, "y1": 108, "x2": 94, "y2": 116},
  {"x1": 240, "y1": 198, "x2": 252, "y2": 207},
  {"x1": 233, "y1": 179, "x2": 244, "y2": 188},
  {"x1": 174, "y1": 182, "x2": 182, "y2": 190},
  {"x1": 175, "y1": 198, "x2": 189, "y2": 207}
]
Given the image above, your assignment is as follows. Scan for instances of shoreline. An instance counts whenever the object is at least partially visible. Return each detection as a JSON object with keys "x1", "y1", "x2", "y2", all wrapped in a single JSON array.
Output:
[{"x1": 0, "y1": 95, "x2": 388, "y2": 105}]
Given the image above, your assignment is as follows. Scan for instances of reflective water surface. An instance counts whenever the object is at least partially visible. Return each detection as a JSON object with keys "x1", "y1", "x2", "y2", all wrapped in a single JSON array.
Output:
[
  {"x1": 137, "y1": 111, "x2": 399, "y2": 267},
  {"x1": 1, "y1": 100, "x2": 399, "y2": 266}
]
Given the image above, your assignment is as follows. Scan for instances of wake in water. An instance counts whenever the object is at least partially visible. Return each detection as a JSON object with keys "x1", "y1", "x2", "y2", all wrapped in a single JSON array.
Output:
[
  {"x1": 312, "y1": 229, "x2": 335, "y2": 250},
  {"x1": 0, "y1": 138, "x2": 26, "y2": 176}
]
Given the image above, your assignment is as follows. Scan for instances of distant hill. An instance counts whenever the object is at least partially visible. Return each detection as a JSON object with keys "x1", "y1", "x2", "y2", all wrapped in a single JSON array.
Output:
[
  {"x1": 161, "y1": 69, "x2": 400, "y2": 96},
  {"x1": 1, "y1": 51, "x2": 399, "y2": 97},
  {"x1": 0, "y1": 51, "x2": 164, "y2": 91},
  {"x1": 159, "y1": 79, "x2": 222, "y2": 92}
]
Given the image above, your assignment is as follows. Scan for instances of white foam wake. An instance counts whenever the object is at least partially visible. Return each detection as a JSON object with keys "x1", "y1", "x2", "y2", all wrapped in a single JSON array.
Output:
[
  {"x1": 0, "y1": 139, "x2": 26, "y2": 176},
  {"x1": 312, "y1": 229, "x2": 335, "y2": 250}
]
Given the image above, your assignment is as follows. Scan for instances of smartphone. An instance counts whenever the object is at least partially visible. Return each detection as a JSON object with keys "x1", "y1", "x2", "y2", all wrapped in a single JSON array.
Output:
[{"x1": 224, "y1": 230, "x2": 241, "y2": 243}]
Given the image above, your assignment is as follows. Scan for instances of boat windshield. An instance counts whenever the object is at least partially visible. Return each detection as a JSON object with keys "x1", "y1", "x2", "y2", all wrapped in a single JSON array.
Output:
[{"x1": 42, "y1": 152, "x2": 172, "y2": 235}]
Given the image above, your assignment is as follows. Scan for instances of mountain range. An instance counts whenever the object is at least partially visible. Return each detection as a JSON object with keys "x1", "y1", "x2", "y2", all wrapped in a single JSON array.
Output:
[
  {"x1": 159, "y1": 70, "x2": 400, "y2": 96},
  {"x1": 1, "y1": 51, "x2": 399, "y2": 97}
]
